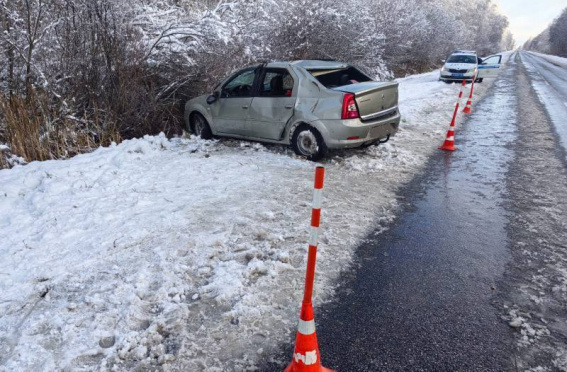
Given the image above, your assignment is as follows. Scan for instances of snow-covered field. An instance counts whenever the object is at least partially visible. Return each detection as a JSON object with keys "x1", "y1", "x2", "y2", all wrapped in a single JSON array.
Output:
[{"x1": 0, "y1": 69, "x2": 499, "y2": 371}]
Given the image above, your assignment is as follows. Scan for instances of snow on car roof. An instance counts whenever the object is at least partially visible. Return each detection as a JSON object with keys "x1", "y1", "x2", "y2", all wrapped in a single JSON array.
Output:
[
  {"x1": 452, "y1": 50, "x2": 477, "y2": 55},
  {"x1": 292, "y1": 60, "x2": 349, "y2": 70}
]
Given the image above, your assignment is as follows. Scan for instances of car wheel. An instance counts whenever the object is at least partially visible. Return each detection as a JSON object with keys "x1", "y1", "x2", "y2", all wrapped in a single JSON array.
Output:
[
  {"x1": 191, "y1": 113, "x2": 213, "y2": 139},
  {"x1": 291, "y1": 124, "x2": 328, "y2": 161},
  {"x1": 476, "y1": 78, "x2": 484, "y2": 83}
]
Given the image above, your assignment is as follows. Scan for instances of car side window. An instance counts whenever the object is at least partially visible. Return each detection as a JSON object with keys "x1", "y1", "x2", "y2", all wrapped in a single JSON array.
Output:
[
  {"x1": 482, "y1": 56, "x2": 501, "y2": 65},
  {"x1": 221, "y1": 69, "x2": 256, "y2": 98},
  {"x1": 259, "y1": 69, "x2": 294, "y2": 97}
]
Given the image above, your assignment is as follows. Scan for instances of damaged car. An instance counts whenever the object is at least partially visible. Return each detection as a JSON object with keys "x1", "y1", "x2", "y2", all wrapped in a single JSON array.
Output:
[{"x1": 184, "y1": 60, "x2": 400, "y2": 160}]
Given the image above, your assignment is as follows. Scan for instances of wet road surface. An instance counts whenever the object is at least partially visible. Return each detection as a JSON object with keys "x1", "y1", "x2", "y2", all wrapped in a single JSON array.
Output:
[
  {"x1": 261, "y1": 52, "x2": 567, "y2": 371},
  {"x1": 260, "y1": 57, "x2": 521, "y2": 371},
  {"x1": 310, "y1": 58, "x2": 520, "y2": 371}
]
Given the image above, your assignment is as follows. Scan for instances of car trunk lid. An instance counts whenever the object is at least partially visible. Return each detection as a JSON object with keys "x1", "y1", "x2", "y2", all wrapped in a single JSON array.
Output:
[{"x1": 333, "y1": 82, "x2": 399, "y2": 121}]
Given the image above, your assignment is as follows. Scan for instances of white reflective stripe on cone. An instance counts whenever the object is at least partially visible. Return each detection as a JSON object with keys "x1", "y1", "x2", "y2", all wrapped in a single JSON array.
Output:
[
  {"x1": 446, "y1": 136, "x2": 455, "y2": 141},
  {"x1": 297, "y1": 319, "x2": 316, "y2": 335},
  {"x1": 312, "y1": 189, "x2": 323, "y2": 209},
  {"x1": 309, "y1": 227, "x2": 319, "y2": 246}
]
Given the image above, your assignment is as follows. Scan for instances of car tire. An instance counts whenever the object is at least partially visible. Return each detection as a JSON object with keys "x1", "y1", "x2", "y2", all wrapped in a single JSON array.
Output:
[
  {"x1": 191, "y1": 112, "x2": 213, "y2": 139},
  {"x1": 476, "y1": 78, "x2": 484, "y2": 83},
  {"x1": 291, "y1": 124, "x2": 328, "y2": 161}
]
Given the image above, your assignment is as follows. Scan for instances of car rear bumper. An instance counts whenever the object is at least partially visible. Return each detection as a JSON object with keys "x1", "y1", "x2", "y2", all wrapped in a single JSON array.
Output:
[{"x1": 314, "y1": 109, "x2": 401, "y2": 149}]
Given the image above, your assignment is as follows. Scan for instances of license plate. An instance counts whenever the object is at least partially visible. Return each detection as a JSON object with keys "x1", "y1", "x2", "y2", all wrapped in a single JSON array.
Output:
[
  {"x1": 370, "y1": 126, "x2": 384, "y2": 138},
  {"x1": 452, "y1": 73, "x2": 464, "y2": 77}
]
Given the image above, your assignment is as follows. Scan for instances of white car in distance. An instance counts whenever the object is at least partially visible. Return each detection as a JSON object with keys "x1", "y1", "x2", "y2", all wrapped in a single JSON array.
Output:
[{"x1": 440, "y1": 50, "x2": 503, "y2": 83}]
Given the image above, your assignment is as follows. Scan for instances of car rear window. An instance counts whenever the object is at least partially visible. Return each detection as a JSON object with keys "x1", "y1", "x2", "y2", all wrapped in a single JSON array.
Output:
[
  {"x1": 447, "y1": 55, "x2": 477, "y2": 64},
  {"x1": 307, "y1": 66, "x2": 372, "y2": 88}
]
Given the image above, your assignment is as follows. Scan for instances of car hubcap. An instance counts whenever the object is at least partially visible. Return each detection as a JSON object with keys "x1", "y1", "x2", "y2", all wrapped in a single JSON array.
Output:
[
  {"x1": 297, "y1": 130, "x2": 318, "y2": 155},
  {"x1": 194, "y1": 117, "x2": 204, "y2": 136}
]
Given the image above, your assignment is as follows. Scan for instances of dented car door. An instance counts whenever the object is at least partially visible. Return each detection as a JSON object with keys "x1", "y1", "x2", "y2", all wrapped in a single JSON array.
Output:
[{"x1": 246, "y1": 68, "x2": 297, "y2": 140}]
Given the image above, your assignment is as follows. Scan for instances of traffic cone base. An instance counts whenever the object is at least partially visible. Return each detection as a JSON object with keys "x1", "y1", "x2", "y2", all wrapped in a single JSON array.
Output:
[
  {"x1": 284, "y1": 303, "x2": 335, "y2": 372},
  {"x1": 284, "y1": 365, "x2": 335, "y2": 372},
  {"x1": 463, "y1": 99, "x2": 472, "y2": 114},
  {"x1": 439, "y1": 128, "x2": 457, "y2": 151},
  {"x1": 284, "y1": 337, "x2": 335, "y2": 372},
  {"x1": 438, "y1": 143, "x2": 457, "y2": 151}
]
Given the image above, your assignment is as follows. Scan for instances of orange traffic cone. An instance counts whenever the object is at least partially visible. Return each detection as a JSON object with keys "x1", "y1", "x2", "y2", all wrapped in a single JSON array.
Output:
[
  {"x1": 438, "y1": 123, "x2": 457, "y2": 151},
  {"x1": 285, "y1": 167, "x2": 335, "y2": 372},
  {"x1": 284, "y1": 303, "x2": 334, "y2": 372},
  {"x1": 463, "y1": 98, "x2": 472, "y2": 114},
  {"x1": 463, "y1": 76, "x2": 475, "y2": 114},
  {"x1": 439, "y1": 80, "x2": 464, "y2": 151}
]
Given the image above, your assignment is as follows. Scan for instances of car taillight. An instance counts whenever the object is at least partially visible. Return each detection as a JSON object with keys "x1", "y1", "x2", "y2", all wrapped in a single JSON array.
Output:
[{"x1": 341, "y1": 93, "x2": 359, "y2": 119}]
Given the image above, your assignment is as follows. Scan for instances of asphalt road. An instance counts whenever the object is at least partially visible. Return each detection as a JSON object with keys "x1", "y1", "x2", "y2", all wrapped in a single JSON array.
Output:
[
  {"x1": 311, "y1": 58, "x2": 520, "y2": 371},
  {"x1": 260, "y1": 52, "x2": 567, "y2": 371}
]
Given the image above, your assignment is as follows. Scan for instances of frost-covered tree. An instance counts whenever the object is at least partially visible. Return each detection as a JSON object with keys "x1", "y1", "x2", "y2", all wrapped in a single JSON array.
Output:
[
  {"x1": 524, "y1": 28, "x2": 551, "y2": 54},
  {"x1": 500, "y1": 29, "x2": 516, "y2": 51},
  {"x1": 549, "y1": 7, "x2": 567, "y2": 57},
  {"x1": 0, "y1": 0, "x2": 511, "y2": 166},
  {"x1": 523, "y1": 6, "x2": 566, "y2": 56}
]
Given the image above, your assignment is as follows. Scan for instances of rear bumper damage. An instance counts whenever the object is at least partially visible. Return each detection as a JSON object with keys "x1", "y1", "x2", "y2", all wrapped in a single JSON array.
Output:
[{"x1": 314, "y1": 109, "x2": 401, "y2": 149}]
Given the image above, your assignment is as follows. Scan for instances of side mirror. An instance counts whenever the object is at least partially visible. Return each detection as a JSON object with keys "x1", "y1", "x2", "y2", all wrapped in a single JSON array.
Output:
[
  {"x1": 206, "y1": 92, "x2": 218, "y2": 105},
  {"x1": 441, "y1": 59, "x2": 446, "y2": 63}
]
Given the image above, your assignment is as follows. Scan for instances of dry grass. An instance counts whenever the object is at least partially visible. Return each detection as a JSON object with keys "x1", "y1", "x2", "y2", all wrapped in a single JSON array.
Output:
[
  {"x1": 0, "y1": 150, "x2": 8, "y2": 169},
  {"x1": 0, "y1": 94, "x2": 50, "y2": 162},
  {"x1": 0, "y1": 92, "x2": 123, "y2": 169}
]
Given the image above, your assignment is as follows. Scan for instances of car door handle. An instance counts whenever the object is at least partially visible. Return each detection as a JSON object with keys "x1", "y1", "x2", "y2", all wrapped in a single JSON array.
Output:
[
  {"x1": 285, "y1": 105, "x2": 293, "y2": 109},
  {"x1": 242, "y1": 105, "x2": 249, "y2": 109}
]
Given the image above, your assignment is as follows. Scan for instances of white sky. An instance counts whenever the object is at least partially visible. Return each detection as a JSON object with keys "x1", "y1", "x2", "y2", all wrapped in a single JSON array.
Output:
[{"x1": 494, "y1": 0, "x2": 566, "y2": 46}]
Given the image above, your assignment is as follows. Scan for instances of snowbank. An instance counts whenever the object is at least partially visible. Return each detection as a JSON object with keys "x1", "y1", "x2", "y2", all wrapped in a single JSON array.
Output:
[
  {"x1": 526, "y1": 51, "x2": 567, "y2": 69},
  {"x1": 0, "y1": 72, "x2": 497, "y2": 371}
]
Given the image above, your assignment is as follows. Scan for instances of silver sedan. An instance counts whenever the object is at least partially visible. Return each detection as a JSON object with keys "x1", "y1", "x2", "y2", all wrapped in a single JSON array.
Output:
[{"x1": 185, "y1": 60, "x2": 400, "y2": 160}]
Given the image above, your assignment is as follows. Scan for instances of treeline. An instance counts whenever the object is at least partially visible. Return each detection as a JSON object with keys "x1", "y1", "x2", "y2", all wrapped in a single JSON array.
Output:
[
  {"x1": 524, "y1": 7, "x2": 567, "y2": 57},
  {"x1": 0, "y1": 0, "x2": 510, "y2": 167}
]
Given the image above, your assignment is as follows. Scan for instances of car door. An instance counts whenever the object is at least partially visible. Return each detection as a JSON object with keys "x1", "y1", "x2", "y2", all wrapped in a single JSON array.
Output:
[
  {"x1": 477, "y1": 55, "x2": 502, "y2": 79},
  {"x1": 246, "y1": 68, "x2": 297, "y2": 140},
  {"x1": 210, "y1": 67, "x2": 258, "y2": 135}
]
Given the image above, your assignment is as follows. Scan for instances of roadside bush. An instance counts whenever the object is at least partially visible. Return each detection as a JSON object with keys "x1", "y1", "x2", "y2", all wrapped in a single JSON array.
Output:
[{"x1": 0, "y1": 0, "x2": 511, "y2": 168}]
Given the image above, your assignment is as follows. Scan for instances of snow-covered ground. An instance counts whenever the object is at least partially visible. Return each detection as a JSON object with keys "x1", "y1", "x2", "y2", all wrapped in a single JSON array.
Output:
[
  {"x1": 520, "y1": 51, "x2": 567, "y2": 157},
  {"x1": 0, "y1": 68, "x2": 500, "y2": 371},
  {"x1": 527, "y1": 51, "x2": 567, "y2": 69}
]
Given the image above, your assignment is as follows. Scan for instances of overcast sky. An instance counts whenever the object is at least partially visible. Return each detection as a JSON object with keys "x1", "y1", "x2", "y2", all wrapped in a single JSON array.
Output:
[{"x1": 494, "y1": 0, "x2": 566, "y2": 46}]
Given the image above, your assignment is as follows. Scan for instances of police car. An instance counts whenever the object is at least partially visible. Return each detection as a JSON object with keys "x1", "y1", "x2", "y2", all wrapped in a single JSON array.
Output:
[{"x1": 440, "y1": 50, "x2": 502, "y2": 83}]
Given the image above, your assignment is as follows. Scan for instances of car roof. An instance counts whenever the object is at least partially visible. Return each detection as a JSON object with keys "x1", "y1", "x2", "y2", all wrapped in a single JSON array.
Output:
[
  {"x1": 290, "y1": 60, "x2": 349, "y2": 70},
  {"x1": 451, "y1": 50, "x2": 477, "y2": 55}
]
